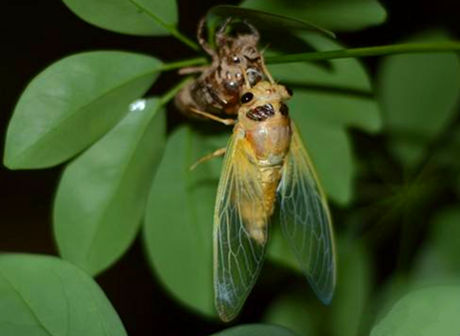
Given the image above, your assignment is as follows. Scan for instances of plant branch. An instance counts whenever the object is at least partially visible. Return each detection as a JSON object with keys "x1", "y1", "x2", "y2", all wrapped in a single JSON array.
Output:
[
  {"x1": 158, "y1": 41, "x2": 460, "y2": 74},
  {"x1": 128, "y1": 0, "x2": 200, "y2": 51},
  {"x1": 265, "y1": 41, "x2": 460, "y2": 64},
  {"x1": 159, "y1": 76, "x2": 193, "y2": 106},
  {"x1": 158, "y1": 57, "x2": 207, "y2": 72}
]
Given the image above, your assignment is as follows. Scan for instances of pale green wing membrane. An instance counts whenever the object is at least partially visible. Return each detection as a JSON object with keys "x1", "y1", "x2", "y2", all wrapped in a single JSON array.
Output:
[
  {"x1": 278, "y1": 123, "x2": 336, "y2": 303},
  {"x1": 214, "y1": 132, "x2": 268, "y2": 321}
]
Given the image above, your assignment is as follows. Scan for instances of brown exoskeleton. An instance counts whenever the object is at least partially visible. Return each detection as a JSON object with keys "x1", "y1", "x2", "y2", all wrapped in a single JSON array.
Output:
[{"x1": 174, "y1": 17, "x2": 267, "y2": 118}]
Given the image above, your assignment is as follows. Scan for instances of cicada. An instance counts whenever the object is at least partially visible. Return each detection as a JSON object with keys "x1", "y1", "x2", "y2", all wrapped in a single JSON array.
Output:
[
  {"x1": 193, "y1": 71, "x2": 336, "y2": 321},
  {"x1": 175, "y1": 17, "x2": 265, "y2": 118}
]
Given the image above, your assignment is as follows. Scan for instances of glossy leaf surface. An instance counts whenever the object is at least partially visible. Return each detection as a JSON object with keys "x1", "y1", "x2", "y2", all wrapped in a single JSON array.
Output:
[
  {"x1": 0, "y1": 254, "x2": 126, "y2": 336},
  {"x1": 63, "y1": 0, "x2": 177, "y2": 36},
  {"x1": 241, "y1": 0, "x2": 386, "y2": 32},
  {"x1": 212, "y1": 324, "x2": 298, "y2": 336},
  {"x1": 144, "y1": 125, "x2": 228, "y2": 317},
  {"x1": 378, "y1": 32, "x2": 460, "y2": 169},
  {"x1": 207, "y1": 5, "x2": 334, "y2": 38},
  {"x1": 54, "y1": 98, "x2": 165, "y2": 275},
  {"x1": 371, "y1": 286, "x2": 460, "y2": 336},
  {"x1": 4, "y1": 51, "x2": 161, "y2": 169}
]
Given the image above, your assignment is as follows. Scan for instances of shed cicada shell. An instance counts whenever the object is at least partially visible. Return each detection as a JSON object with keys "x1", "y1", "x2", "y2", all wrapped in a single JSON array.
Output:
[
  {"x1": 190, "y1": 68, "x2": 337, "y2": 321},
  {"x1": 175, "y1": 17, "x2": 266, "y2": 118}
]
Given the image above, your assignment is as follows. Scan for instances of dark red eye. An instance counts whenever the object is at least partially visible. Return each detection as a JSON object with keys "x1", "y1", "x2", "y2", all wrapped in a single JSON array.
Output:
[{"x1": 241, "y1": 92, "x2": 254, "y2": 104}]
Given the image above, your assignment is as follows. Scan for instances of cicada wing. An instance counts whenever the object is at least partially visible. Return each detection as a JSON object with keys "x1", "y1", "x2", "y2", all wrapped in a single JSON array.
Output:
[
  {"x1": 278, "y1": 122, "x2": 336, "y2": 304},
  {"x1": 214, "y1": 133, "x2": 268, "y2": 321}
]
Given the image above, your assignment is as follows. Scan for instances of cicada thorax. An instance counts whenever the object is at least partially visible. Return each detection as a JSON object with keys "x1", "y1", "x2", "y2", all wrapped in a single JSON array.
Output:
[
  {"x1": 235, "y1": 81, "x2": 293, "y2": 243},
  {"x1": 175, "y1": 18, "x2": 265, "y2": 118}
]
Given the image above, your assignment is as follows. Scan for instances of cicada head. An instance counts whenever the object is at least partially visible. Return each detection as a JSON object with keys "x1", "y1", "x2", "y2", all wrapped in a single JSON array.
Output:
[{"x1": 238, "y1": 81, "x2": 292, "y2": 124}]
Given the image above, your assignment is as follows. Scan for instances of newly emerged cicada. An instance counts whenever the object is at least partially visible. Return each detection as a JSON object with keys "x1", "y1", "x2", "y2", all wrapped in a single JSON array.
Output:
[
  {"x1": 192, "y1": 69, "x2": 337, "y2": 321},
  {"x1": 175, "y1": 17, "x2": 265, "y2": 118}
]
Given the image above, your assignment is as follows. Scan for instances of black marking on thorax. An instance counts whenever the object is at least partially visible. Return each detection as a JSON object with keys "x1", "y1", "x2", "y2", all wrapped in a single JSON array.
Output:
[
  {"x1": 279, "y1": 103, "x2": 289, "y2": 116},
  {"x1": 246, "y1": 104, "x2": 275, "y2": 121}
]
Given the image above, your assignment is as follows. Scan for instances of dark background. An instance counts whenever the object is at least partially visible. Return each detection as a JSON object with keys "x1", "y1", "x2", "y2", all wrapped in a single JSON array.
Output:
[{"x1": 1, "y1": 1, "x2": 460, "y2": 335}]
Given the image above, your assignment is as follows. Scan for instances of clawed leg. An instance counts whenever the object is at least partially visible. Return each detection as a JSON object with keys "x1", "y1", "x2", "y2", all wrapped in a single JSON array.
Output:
[
  {"x1": 197, "y1": 17, "x2": 215, "y2": 56},
  {"x1": 242, "y1": 19, "x2": 260, "y2": 41},
  {"x1": 260, "y1": 59, "x2": 274, "y2": 84},
  {"x1": 189, "y1": 107, "x2": 236, "y2": 126},
  {"x1": 190, "y1": 147, "x2": 226, "y2": 170},
  {"x1": 215, "y1": 17, "x2": 233, "y2": 49}
]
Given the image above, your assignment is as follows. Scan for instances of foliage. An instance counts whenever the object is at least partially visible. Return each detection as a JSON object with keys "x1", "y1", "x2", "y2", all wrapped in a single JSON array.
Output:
[
  {"x1": 371, "y1": 286, "x2": 460, "y2": 336},
  {"x1": 2, "y1": 0, "x2": 460, "y2": 335},
  {"x1": 0, "y1": 254, "x2": 126, "y2": 336}
]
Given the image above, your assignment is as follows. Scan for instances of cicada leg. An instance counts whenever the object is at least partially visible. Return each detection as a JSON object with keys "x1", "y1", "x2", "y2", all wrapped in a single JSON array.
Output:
[
  {"x1": 189, "y1": 107, "x2": 236, "y2": 126},
  {"x1": 197, "y1": 17, "x2": 215, "y2": 56},
  {"x1": 190, "y1": 147, "x2": 226, "y2": 170},
  {"x1": 215, "y1": 17, "x2": 233, "y2": 49},
  {"x1": 178, "y1": 66, "x2": 209, "y2": 75}
]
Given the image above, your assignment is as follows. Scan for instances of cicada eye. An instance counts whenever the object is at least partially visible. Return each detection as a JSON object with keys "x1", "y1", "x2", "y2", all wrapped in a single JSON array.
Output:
[
  {"x1": 286, "y1": 86, "x2": 293, "y2": 97},
  {"x1": 247, "y1": 68, "x2": 262, "y2": 85},
  {"x1": 241, "y1": 92, "x2": 254, "y2": 104}
]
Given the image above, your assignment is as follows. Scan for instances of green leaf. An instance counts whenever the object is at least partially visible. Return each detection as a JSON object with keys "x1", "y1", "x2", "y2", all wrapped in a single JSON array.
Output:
[
  {"x1": 54, "y1": 98, "x2": 165, "y2": 275},
  {"x1": 268, "y1": 234, "x2": 372, "y2": 336},
  {"x1": 268, "y1": 33, "x2": 382, "y2": 204},
  {"x1": 329, "y1": 239, "x2": 373, "y2": 336},
  {"x1": 211, "y1": 324, "x2": 298, "y2": 336},
  {"x1": 370, "y1": 286, "x2": 460, "y2": 336},
  {"x1": 62, "y1": 0, "x2": 177, "y2": 36},
  {"x1": 371, "y1": 275, "x2": 411, "y2": 324},
  {"x1": 412, "y1": 207, "x2": 460, "y2": 285},
  {"x1": 411, "y1": 248, "x2": 460, "y2": 288},
  {"x1": 207, "y1": 5, "x2": 335, "y2": 38},
  {"x1": 0, "y1": 254, "x2": 126, "y2": 336},
  {"x1": 4, "y1": 51, "x2": 162, "y2": 169},
  {"x1": 240, "y1": 0, "x2": 387, "y2": 32},
  {"x1": 378, "y1": 32, "x2": 460, "y2": 169},
  {"x1": 144, "y1": 125, "x2": 228, "y2": 317},
  {"x1": 428, "y1": 208, "x2": 460, "y2": 271},
  {"x1": 264, "y1": 295, "x2": 318, "y2": 336}
]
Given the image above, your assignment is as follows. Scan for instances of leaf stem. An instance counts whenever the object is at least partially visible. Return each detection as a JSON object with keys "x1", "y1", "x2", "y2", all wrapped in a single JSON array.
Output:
[
  {"x1": 159, "y1": 76, "x2": 193, "y2": 106},
  {"x1": 166, "y1": 26, "x2": 200, "y2": 51},
  {"x1": 158, "y1": 57, "x2": 207, "y2": 72},
  {"x1": 128, "y1": 0, "x2": 200, "y2": 51},
  {"x1": 265, "y1": 41, "x2": 460, "y2": 64},
  {"x1": 159, "y1": 42, "x2": 460, "y2": 73}
]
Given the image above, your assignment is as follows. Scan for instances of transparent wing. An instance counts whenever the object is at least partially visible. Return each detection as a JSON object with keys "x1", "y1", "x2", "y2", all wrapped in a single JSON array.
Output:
[
  {"x1": 214, "y1": 132, "x2": 268, "y2": 321},
  {"x1": 278, "y1": 122, "x2": 336, "y2": 303}
]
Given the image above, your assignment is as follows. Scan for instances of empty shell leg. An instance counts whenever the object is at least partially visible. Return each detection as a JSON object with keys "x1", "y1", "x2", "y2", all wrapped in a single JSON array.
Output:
[{"x1": 189, "y1": 107, "x2": 236, "y2": 126}]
